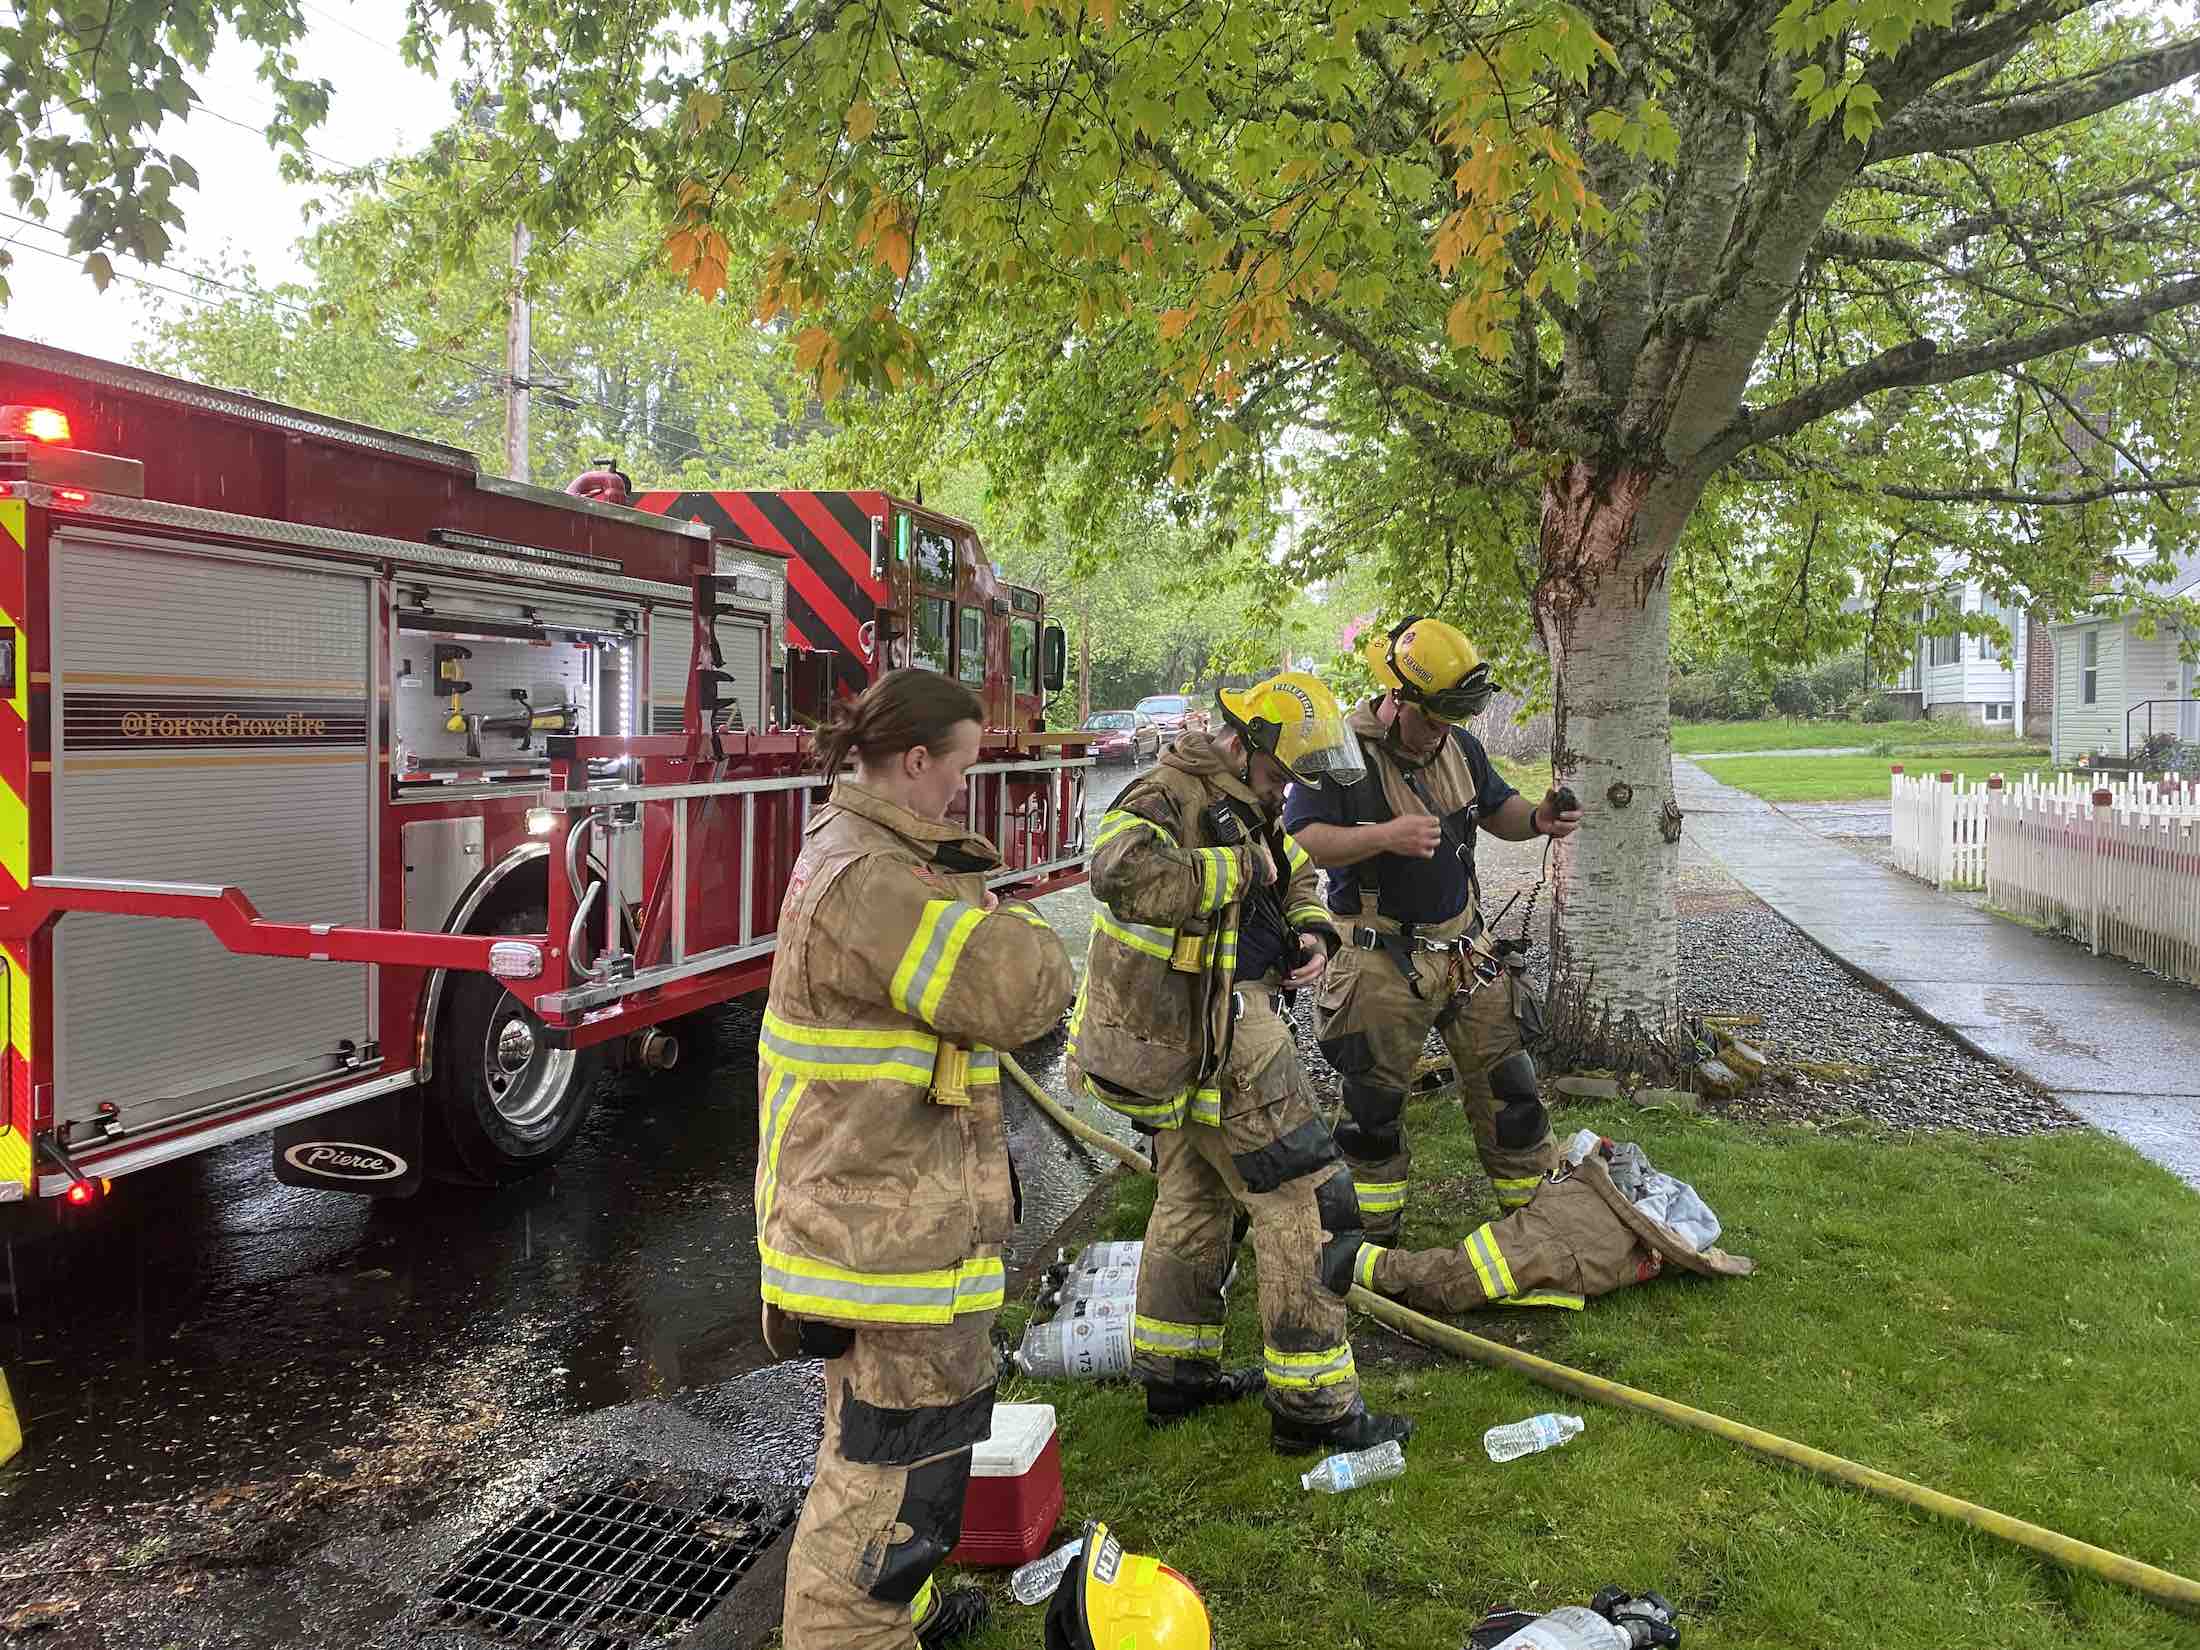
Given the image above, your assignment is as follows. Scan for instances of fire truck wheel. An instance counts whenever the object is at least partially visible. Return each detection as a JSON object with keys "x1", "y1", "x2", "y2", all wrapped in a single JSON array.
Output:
[{"x1": 431, "y1": 915, "x2": 604, "y2": 1181}]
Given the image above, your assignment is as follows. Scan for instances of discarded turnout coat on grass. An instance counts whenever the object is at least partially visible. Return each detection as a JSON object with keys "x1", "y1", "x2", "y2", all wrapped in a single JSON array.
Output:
[{"x1": 1351, "y1": 1146, "x2": 1755, "y2": 1316}]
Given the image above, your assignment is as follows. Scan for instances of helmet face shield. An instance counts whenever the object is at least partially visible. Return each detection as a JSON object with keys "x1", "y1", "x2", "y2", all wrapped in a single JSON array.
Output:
[
  {"x1": 1220, "y1": 671, "x2": 1366, "y2": 790},
  {"x1": 1406, "y1": 668, "x2": 1495, "y2": 724},
  {"x1": 1276, "y1": 700, "x2": 1367, "y2": 787}
]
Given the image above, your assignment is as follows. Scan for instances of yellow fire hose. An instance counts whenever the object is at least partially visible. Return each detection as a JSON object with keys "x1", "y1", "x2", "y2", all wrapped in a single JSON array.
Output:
[
  {"x1": 1000, "y1": 1051, "x2": 1151, "y2": 1174},
  {"x1": 1345, "y1": 1287, "x2": 2200, "y2": 1617},
  {"x1": 1004, "y1": 1048, "x2": 2200, "y2": 1616}
]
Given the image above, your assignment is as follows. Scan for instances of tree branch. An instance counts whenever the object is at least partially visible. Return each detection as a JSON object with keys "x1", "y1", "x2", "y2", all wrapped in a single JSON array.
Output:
[
  {"x1": 1867, "y1": 34, "x2": 2200, "y2": 165},
  {"x1": 1698, "y1": 273, "x2": 2200, "y2": 467},
  {"x1": 1875, "y1": 475, "x2": 2200, "y2": 506}
]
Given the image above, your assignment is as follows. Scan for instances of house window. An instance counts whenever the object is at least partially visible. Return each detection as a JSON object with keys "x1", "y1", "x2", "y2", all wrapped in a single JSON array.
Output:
[
  {"x1": 957, "y1": 605, "x2": 986, "y2": 686},
  {"x1": 1984, "y1": 701, "x2": 2011, "y2": 723},
  {"x1": 1930, "y1": 627, "x2": 1961, "y2": 667},
  {"x1": 2082, "y1": 628, "x2": 2100, "y2": 705},
  {"x1": 1979, "y1": 595, "x2": 2015, "y2": 663}
]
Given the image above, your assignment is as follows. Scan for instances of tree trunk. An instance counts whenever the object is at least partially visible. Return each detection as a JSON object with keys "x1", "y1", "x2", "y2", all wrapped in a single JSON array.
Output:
[
  {"x1": 1534, "y1": 461, "x2": 1707, "y2": 1034},
  {"x1": 1076, "y1": 587, "x2": 1092, "y2": 723}
]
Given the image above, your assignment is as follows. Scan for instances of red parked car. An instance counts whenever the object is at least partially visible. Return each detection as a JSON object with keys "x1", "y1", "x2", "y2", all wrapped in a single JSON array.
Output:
[
  {"x1": 1135, "y1": 693, "x2": 1209, "y2": 741},
  {"x1": 1084, "y1": 709, "x2": 1161, "y2": 764}
]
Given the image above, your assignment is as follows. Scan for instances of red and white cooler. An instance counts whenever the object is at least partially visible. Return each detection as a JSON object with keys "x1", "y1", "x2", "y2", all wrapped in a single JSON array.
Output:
[{"x1": 949, "y1": 1402, "x2": 1065, "y2": 1566}]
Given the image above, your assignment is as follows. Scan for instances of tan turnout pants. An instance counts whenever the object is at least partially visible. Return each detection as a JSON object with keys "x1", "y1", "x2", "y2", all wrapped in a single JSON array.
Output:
[
  {"x1": 1312, "y1": 911, "x2": 1558, "y2": 1240},
  {"x1": 1130, "y1": 984, "x2": 1365, "y2": 1423},
  {"x1": 1352, "y1": 1172, "x2": 1662, "y2": 1315},
  {"x1": 783, "y1": 1314, "x2": 996, "y2": 1650}
]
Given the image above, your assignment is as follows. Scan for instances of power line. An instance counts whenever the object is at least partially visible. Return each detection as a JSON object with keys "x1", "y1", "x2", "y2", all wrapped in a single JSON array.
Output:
[
  {"x1": 0, "y1": 210, "x2": 322, "y2": 316},
  {"x1": 5, "y1": 213, "x2": 728, "y2": 469},
  {"x1": 299, "y1": 0, "x2": 413, "y2": 63}
]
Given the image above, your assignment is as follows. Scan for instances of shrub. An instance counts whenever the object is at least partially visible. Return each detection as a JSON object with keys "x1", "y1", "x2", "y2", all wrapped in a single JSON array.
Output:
[
  {"x1": 1859, "y1": 694, "x2": 1903, "y2": 724},
  {"x1": 1770, "y1": 673, "x2": 1819, "y2": 718},
  {"x1": 1670, "y1": 673, "x2": 1720, "y2": 721},
  {"x1": 1808, "y1": 656, "x2": 1871, "y2": 715}
]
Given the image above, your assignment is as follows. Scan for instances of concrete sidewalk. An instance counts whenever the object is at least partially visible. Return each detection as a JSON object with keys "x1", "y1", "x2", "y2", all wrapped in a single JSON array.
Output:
[{"x1": 1676, "y1": 759, "x2": 2200, "y2": 1190}]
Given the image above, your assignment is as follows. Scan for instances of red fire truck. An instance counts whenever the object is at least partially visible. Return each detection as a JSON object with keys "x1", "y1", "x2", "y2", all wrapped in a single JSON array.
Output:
[{"x1": 0, "y1": 336, "x2": 1090, "y2": 1215}]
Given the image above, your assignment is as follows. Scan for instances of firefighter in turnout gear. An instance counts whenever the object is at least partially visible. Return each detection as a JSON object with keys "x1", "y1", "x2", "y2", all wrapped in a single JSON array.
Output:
[
  {"x1": 760, "y1": 670, "x2": 1075, "y2": 1650},
  {"x1": 1071, "y1": 671, "x2": 1414, "y2": 1455},
  {"x1": 1284, "y1": 618, "x2": 1584, "y2": 1241},
  {"x1": 1331, "y1": 1140, "x2": 1755, "y2": 1314}
]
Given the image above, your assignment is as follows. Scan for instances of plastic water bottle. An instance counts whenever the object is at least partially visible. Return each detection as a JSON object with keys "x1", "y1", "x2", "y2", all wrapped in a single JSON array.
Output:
[
  {"x1": 1484, "y1": 1412, "x2": 1584, "y2": 1462},
  {"x1": 1008, "y1": 1536, "x2": 1086, "y2": 1605},
  {"x1": 1298, "y1": 1438, "x2": 1405, "y2": 1494}
]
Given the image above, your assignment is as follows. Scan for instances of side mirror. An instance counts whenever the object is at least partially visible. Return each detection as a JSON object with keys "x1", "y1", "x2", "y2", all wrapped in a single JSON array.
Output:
[{"x1": 1042, "y1": 621, "x2": 1068, "y2": 693}]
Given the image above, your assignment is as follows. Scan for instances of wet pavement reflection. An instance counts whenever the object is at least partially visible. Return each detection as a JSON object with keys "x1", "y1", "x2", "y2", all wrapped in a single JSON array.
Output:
[{"x1": 0, "y1": 758, "x2": 1149, "y2": 1544}]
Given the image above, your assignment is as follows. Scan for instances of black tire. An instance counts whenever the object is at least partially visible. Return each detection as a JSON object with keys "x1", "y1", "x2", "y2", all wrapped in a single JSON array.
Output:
[
  {"x1": 428, "y1": 906, "x2": 604, "y2": 1183},
  {"x1": 645, "y1": 1011, "x2": 725, "y2": 1100}
]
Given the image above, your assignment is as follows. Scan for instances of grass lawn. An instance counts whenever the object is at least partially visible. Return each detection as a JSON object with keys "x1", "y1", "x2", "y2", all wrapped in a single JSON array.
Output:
[
  {"x1": 1493, "y1": 756, "x2": 1553, "y2": 802},
  {"x1": 1709, "y1": 753, "x2": 2053, "y2": 803},
  {"x1": 979, "y1": 1096, "x2": 2200, "y2": 1650},
  {"x1": 1676, "y1": 718, "x2": 2043, "y2": 755}
]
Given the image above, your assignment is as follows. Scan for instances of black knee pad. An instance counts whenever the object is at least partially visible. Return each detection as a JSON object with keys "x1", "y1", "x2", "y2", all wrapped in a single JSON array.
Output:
[
  {"x1": 1317, "y1": 1028, "x2": 1374, "y2": 1078},
  {"x1": 1340, "y1": 1079, "x2": 1405, "y2": 1133},
  {"x1": 839, "y1": 1383, "x2": 997, "y2": 1466},
  {"x1": 1230, "y1": 1118, "x2": 1339, "y2": 1195},
  {"x1": 1489, "y1": 1051, "x2": 1548, "y2": 1149},
  {"x1": 1334, "y1": 1122, "x2": 1402, "y2": 1163},
  {"x1": 1314, "y1": 1164, "x2": 1361, "y2": 1239},
  {"x1": 1317, "y1": 1228, "x2": 1362, "y2": 1297},
  {"x1": 1489, "y1": 1050, "x2": 1540, "y2": 1106},
  {"x1": 862, "y1": 1452, "x2": 972, "y2": 1605}
]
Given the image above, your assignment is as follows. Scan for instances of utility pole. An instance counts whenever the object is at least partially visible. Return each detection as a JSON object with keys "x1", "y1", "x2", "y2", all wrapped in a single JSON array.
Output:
[{"x1": 503, "y1": 217, "x2": 531, "y2": 485}]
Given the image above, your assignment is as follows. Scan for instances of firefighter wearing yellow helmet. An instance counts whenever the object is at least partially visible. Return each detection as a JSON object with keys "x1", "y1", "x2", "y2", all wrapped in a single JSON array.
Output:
[
  {"x1": 1284, "y1": 618, "x2": 1584, "y2": 1242},
  {"x1": 1069, "y1": 671, "x2": 1412, "y2": 1454},
  {"x1": 1045, "y1": 1523, "x2": 1212, "y2": 1650}
]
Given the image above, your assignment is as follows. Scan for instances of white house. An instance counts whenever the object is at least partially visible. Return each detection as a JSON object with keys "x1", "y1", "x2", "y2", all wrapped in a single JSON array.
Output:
[
  {"x1": 2049, "y1": 554, "x2": 2200, "y2": 764},
  {"x1": 1887, "y1": 580, "x2": 2036, "y2": 733}
]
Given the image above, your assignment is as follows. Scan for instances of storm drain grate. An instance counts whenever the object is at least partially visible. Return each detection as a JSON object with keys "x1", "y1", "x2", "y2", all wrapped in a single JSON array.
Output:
[{"x1": 424, "y1": 1468, "x2": 803, "y2": 1649}]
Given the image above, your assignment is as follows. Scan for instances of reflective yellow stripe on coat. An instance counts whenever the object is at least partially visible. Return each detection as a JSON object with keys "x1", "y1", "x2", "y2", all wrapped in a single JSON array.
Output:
[
  {"x1": 889, "y1": 898, "x2": 987, "y2": 1023},
  {"x1": 759, "y1": 1245, "x2": 1006, "y2": 1326}
]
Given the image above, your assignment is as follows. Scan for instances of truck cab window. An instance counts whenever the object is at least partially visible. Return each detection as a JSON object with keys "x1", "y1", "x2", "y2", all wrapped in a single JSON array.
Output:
[
  {"x1": 1010, "y1": 617, "x2": 1038, "y2": 695},
  {"x1": 915, "y1": 597, "x2": 952, "y2": 673},
  {"x1": 958, "y1": 605, "x2": 986, "y2": 685},
  {"x1": 914, "y1": 524, "x2": 957, "y2": 587}
]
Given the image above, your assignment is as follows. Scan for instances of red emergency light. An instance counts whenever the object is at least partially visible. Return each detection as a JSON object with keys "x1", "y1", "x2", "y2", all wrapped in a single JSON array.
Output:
[{"x1": 0, "y1": 405, "x2": 72, "y2": 443}]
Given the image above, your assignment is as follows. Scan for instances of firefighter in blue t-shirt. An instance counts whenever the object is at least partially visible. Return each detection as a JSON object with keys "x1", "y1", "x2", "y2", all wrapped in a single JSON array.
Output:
[{"x1": 1283, "y1": 617, "x2": 1582, "y2": 1240}]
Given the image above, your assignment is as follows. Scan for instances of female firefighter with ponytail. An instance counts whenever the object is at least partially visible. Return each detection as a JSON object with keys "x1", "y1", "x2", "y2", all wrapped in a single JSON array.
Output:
[{"x1": 760, "y1": 668, "x2": 1075, "y2": 1650}]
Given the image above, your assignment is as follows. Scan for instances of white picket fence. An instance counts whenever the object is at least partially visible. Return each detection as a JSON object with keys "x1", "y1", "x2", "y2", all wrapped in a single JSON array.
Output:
[{"x1": 1890, "y1": 766, "x2": 2200, "y2": 986}]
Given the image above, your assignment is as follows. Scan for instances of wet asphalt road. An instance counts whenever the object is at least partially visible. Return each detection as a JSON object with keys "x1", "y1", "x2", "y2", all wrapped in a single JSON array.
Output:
[{"x1": 0, "y1": 759, "x2": 1149, "y2": 1589}]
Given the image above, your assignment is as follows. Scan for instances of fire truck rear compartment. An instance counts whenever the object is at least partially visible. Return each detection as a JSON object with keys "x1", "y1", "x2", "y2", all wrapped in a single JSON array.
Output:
[{"x1": 52, "y1": 531, "x2": 377, "y2": 1139}]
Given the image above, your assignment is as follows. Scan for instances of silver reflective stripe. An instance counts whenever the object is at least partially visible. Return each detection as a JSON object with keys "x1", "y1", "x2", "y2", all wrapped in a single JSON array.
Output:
[
  {"x1": 760, "y1": 1018, "x2": 938, "y2": 1080},
  {"x1": 761, "y1": 1264, "x2": 957, "y2": 1311},
  {"x1": 891, "y1": 899, "x2": 983, "y2": 1020}
]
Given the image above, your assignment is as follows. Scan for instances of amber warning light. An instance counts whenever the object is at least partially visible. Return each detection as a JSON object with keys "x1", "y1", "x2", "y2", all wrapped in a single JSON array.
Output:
[{"x1": 0, "y1": 406, "x2": 72, "y2": 443}]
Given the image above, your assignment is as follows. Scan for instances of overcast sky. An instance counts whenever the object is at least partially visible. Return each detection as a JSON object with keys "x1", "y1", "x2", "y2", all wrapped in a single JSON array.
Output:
[{"x1": 3, "y1": 0, "x2": 448, "y2": 363}]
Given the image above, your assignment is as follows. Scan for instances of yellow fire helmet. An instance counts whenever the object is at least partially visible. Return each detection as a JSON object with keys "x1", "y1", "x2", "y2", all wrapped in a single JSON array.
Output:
[
  {"x1": 1044, "y1": 1522, "x2": 1213, "y2": 1650},
  {"x1": 1362, "y1": 615, "x2": 1497, "y2": 722},
  {"x1": 1216, "y1": 670, "x2": 1367, "y2": 788}
]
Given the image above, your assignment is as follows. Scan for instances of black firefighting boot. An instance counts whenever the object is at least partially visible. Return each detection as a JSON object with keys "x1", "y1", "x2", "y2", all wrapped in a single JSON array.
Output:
[
  {"x1": 1144, "y1": 1365, "x2": 1266, "y2": 1428},
  {"x1": 914, "y1": 1581, "x2": 990, "y2": 1648},
  {"x1": 1268, "y1": 1397, "x2": 1415, "y2": 1457}
]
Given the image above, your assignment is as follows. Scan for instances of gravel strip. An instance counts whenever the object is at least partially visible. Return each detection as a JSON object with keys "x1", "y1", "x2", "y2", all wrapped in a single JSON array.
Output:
[{"x1": 1343, "y1": 829, "x2": 2084, "y2": 1138}]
